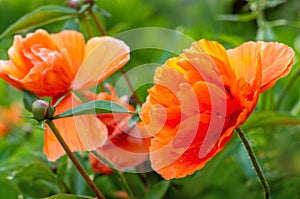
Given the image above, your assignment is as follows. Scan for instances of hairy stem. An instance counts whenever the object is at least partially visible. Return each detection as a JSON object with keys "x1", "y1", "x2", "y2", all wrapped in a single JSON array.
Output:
[{"x1": 236, "y1": 127, "x2": 271, "y2": 199}]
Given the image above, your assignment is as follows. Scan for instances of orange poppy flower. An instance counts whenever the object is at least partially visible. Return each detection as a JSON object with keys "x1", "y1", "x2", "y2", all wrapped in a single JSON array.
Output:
[
  {"x1": 0, "y1": 29, "x2": 130, "y2": 161},
  {"x1": 140, "y1": 39, "x2": 294, "y2": 179},
  {"x1": 87, "y1": 84, "x2": 150, "y2": 172}
]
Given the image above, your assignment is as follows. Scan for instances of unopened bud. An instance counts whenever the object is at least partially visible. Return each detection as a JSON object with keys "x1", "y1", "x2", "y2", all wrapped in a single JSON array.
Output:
[
  {"x1": 68, "y1": 0, "x2": 81, "y2": 10},
  {"x1": 31, "y1": 100, "x2": 55, "y2": 122}
]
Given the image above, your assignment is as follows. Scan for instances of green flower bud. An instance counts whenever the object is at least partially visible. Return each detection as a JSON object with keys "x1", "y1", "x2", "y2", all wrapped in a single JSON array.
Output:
[{"x1": 31, "y1": 100, "x2": 55, "y2": 122}]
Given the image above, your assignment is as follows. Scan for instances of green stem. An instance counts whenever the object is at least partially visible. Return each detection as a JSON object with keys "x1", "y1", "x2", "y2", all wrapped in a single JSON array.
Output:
[
  {"x1": 88, "y1": 6, "x2": 105, "y2": 36},
  {"x1": 83, "y1": 15, "x2": 93, "y2": 38},
  {"x1": 91, "y1": 151, "x2": 136, "y2": 199},
  {"x1": 274, "y1": 61, "x2": 300, "y2": 110},
  {"x1": 236, "y1": 127, "x2": 271, "y2": 199},
  {"x1": 120, "y1": 68, "x2": 143, "y2": 105},
  {"x1": 46, "y1": 120, "x2": 106, "y2": 199}
]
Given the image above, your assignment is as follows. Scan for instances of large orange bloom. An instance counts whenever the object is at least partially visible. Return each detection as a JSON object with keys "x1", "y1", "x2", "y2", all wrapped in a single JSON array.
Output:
[
  {"x1": 140, "y1": 39, "x2": 294, "y2": 179},
  {"x1": 0, "y1": 29, "x2": 130, "y2": 161},
  {"x1": 86, "y1": 84, "x2": 150, "y2": 172}
]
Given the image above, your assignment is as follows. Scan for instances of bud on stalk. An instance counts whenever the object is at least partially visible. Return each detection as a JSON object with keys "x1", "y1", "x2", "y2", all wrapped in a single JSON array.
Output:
[{"x1": 31, "y1": 100, "x2": 55, "y2": 122}]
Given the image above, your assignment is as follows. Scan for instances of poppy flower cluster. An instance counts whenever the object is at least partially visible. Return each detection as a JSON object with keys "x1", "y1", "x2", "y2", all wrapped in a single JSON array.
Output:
[
  {"x1": 139, "y1": 39, "x2": 294, "y2": 179},
  {"x1": 0, "y1": 29, "x2": 130, "y2": 161},
  {"x1": 0, "y1": 29, "x2": 295, "y2": 180}
]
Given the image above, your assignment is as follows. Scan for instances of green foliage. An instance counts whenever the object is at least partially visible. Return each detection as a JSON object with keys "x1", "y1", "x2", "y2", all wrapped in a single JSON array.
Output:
[
  {"x1": 0, "y1": 0, "x2": 299, "y2": 198},
  {"x1": 142, "y1": 180, "x2": 170, "y2": 199},
  {"x1": 0, "y1": 5, "x2": 78, "y2": 39},
  {"x1": 0, "y1": 179, "x2": 20, "y2": 199},
  {"x1": 243, "y1": 111, "x2": 300, "y2": 131},
  {"x1": 14, "y1": 162, "x2": 63, "y2": 198}
]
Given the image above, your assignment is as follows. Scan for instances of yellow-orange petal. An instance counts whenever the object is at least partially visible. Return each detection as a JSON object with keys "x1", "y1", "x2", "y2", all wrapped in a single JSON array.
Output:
[
  {"x1": 71, "y1": 37, "x2": 130, "y2": 91},
  {"x1": 44, "y1": 93, "x2": 108, "y2": 161}
]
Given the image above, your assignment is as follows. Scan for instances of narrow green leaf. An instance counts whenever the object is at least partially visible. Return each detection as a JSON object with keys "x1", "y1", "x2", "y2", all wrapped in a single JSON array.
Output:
[
  {"x1": 93, "y1": 5, "x2": 112, "y2": 17},
  {"x1": 53, "y1": 100, "x2": 131, "y2": 119},
  {"x1": 45, "y1": 194, "x2": 92, "y2": 199},
  {"x1": 22, "y1": 90, "x2": 39, "y2": 112},
  {"x1": 0, "y1": 5, "x2": 78, "y2": 39},
  {"x1": 242, "y1": 111, "x2": 300, "y2": 131},
  {"x1": 142, "y1": 180, "x2": 170, "y2": 199}
]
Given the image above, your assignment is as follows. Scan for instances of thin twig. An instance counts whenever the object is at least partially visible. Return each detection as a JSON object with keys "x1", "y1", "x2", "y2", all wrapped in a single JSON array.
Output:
[{"x1": 236, "y1": 127, "x2": 271, "y2": 199}]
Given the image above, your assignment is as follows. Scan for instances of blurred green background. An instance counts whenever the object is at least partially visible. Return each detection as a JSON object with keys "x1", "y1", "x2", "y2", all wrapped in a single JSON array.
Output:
[{"x1": 0, "y1": 0, "x2": 299, "y2": 198}]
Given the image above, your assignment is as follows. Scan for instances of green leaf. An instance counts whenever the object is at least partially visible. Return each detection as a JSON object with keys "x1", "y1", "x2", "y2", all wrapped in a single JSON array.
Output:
[
  {"x1": 142, "y1": 180, "x2": 170, "y2": 199},
  {"x1": 0, "y1": 5, "x2": 78, "y2": 39},
  {"x1": 124, "y1": 173, "x2": 146, "y2": 197},
  {"x1": 93, "y1": 5, "x2": 112, "y2": 17},
  {"x1": 53, "y1": 100, "x2": 131, "y2": 119},
  {"x1": 94, "y1": 175, "x2": 120, "y2": 197},
  {"x1": 45, "y1": 194, "x2": 93, "y2": 199},
  {"x1": 242, "y1": 111, "x2": 300, "y2": 131},
  {"x1": 14, "y1": 162, "x2": 63, "y2": 198},
  {"x1": 0, "y1": 179, "x2": 20, "y2": 199},
  {"x1": 22, "y1": 90, "x2": 39, "y2": 112}
]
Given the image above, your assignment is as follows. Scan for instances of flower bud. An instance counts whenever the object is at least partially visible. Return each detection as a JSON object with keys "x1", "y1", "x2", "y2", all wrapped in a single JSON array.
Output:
[
  {"x1": 31, "y1": 100, "x2": 55, "y2": 122},
  {"x1": 68, "y1": 0, "x2": 81, "y2": 10}
]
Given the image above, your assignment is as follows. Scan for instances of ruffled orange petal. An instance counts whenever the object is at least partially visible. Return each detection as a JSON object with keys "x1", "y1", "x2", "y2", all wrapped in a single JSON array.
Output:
[
  {"x1": 72, "y1": 37, "x2": 130, "y2": 91},
  {"x1": 227, "y1": 41, "x2": 294, "y2": 93},
  {"x1": 44, "y1": 93, "x2": 108, "y2": 161},
  {"x1": 0, "y1": 29, "x2": 82, "y2": 97},
  {"x1": 257, "y1": 42, "x2": 294, "y2": 92},
  {"x1": 21, "y1": 49, "x2": 74, "y2": 97},
  {"x1": 8, "y1": 30, "x2": 58, "y2": 71},
  {"x1": 51, "y1": 30, "x2": 85, "y2": 75},
  {"x1": 227, "y1": 42, "x2": 262, "y2": 86},
  {"x1": 194, "y1": 39, "x2": 235, "y2": 86}
]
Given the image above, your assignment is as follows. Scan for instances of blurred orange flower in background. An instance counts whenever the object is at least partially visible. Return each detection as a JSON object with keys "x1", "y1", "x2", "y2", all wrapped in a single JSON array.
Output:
[
  {"x1": 140, "y1": 39, "x2": 294, "y2": 179},
  {"x1": 0, "y1": 102, "x2": 23, "y2": 137},
  {"x1": 0, "y1": 29, "x2": 130, "y2": 161},
  {"x1": 87, "y1": 84, "x2": 150, "y2": 173}
]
